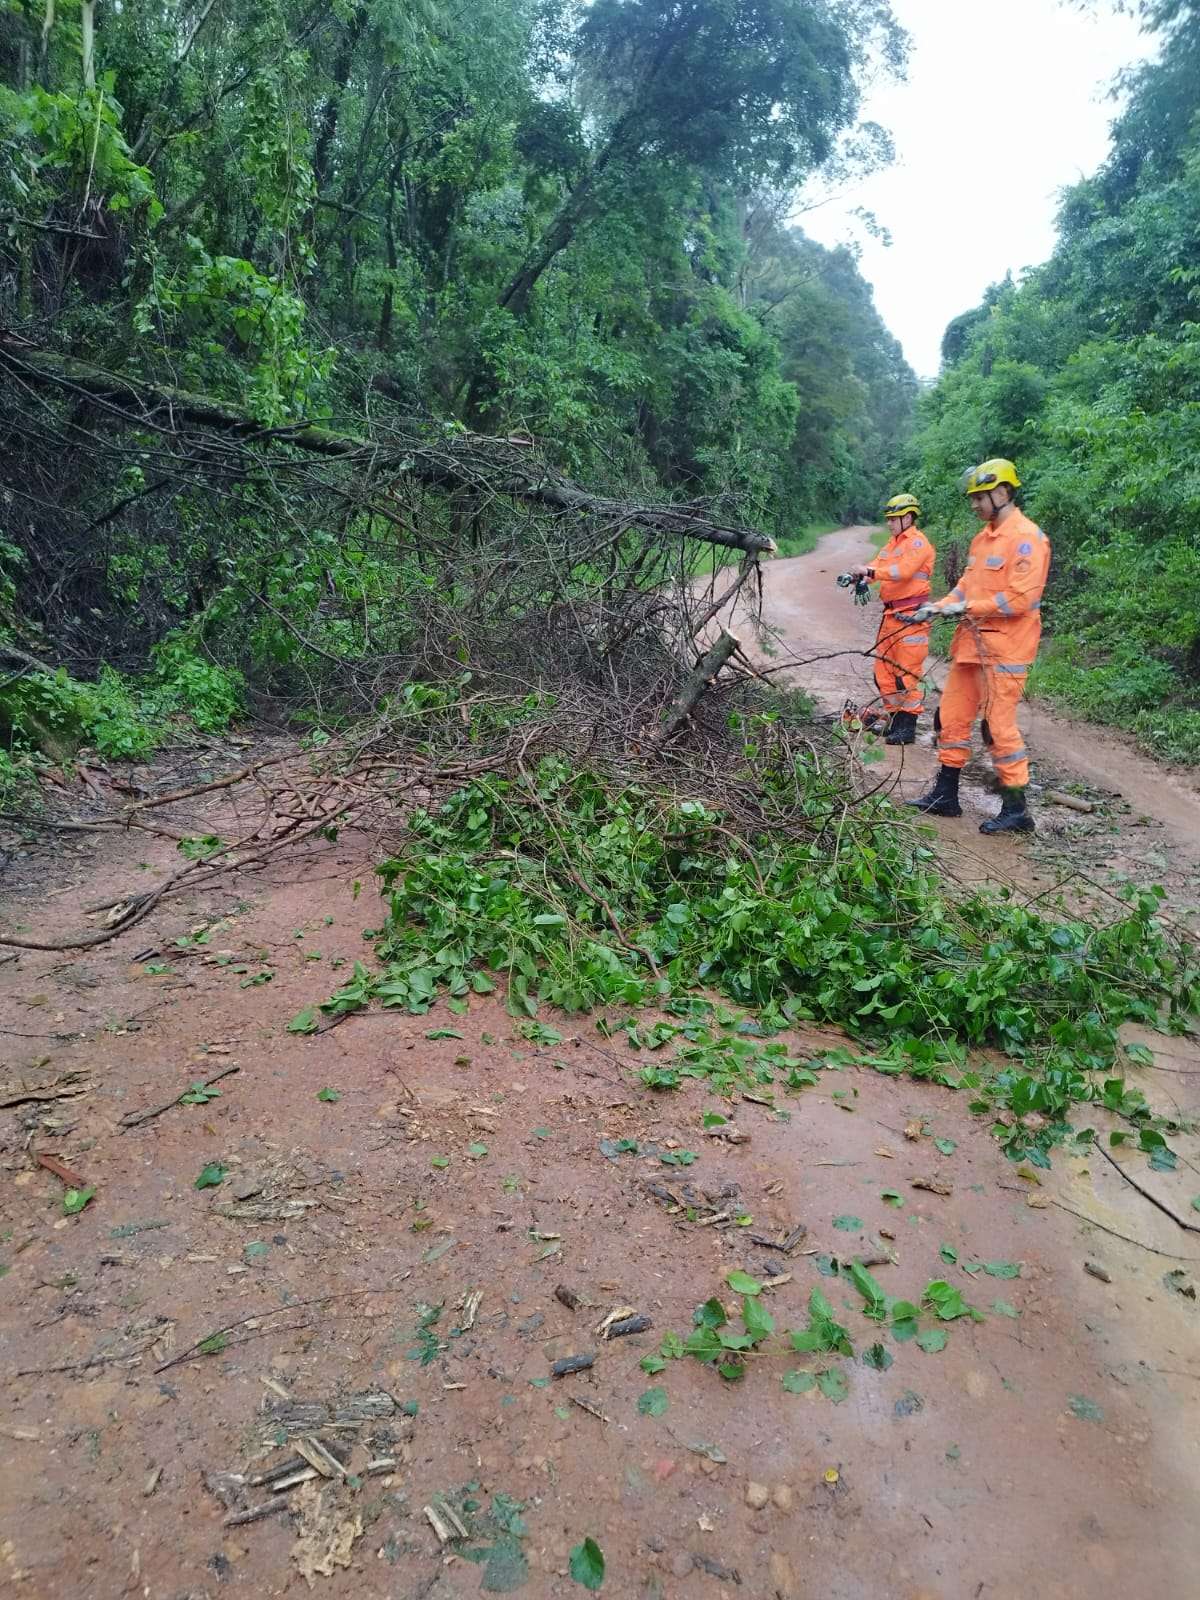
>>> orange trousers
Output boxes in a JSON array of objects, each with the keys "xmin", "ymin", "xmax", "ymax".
[
  {"xmin": 872, "ymin": 608, "xmax": 929, "ymax": 715},
  {"xmin": 937, "ymin": 662, "xmax": 1030, "ymax": 787}
]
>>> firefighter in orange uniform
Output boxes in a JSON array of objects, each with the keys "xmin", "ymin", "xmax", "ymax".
[
  {"xmin": 907, "ymin": 459, "xmax": 1050, "ymax": 834},
  {"xmin": 848, "ymin": 492, "xmax": 935, "ymax": 746}
]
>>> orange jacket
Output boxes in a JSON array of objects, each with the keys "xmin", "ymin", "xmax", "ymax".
[
  {"xmin": 936, "ymin": 507, "xmax": 1050, "ymax": 668},
  {"xmin": 868, "ymin": 526, "xmax": 935, "ymax": 610}
]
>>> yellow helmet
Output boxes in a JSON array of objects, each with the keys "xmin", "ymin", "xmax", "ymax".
[
  {"xmin": 883, "ymin": 492, "xmax": 920, "ymax": 519},
  {"xmin": 964, "ymin": 458, "xmax": 1021, "ymax": 495}
]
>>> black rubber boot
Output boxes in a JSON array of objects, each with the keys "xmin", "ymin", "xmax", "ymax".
[
  {"xmin": 885, "ymin": 711, "xmax": 917, "ymax": 746},
  {"xmin": 979, "ymin": 786, "xmax": 1035, "ymax": 835},
  {"xmin": 907, "ymin": 765, "xmax": 962, "ymax": 817}
]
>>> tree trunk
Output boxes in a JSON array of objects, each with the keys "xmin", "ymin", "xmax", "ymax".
[
  {"xmin": 496, "ymin": 112, "xmax": 635, "ymax": 317},
  {"xmin": 653, "ymin": 629, "xmax": 742, "ymax": 746},
  {"xmin": 80, "ymin": 0, "xmax": 95, "ymax": 88}
]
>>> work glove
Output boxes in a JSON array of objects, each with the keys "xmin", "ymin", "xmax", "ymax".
[{"xmin": 910, "ymin": 600, "xmax": 965, "ymax": 623}]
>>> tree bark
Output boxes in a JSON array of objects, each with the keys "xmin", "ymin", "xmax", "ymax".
[{"xmin": 653, "ymin": 629, "xmax": 742, "ymax": 745}]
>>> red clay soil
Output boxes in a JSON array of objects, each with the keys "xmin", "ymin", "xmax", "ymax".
[{"xmin": 4, "ymin": 551, "xmax": 1200, "ymax": 1600}]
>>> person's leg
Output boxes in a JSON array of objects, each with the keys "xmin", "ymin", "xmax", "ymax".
[
  {"xmin": 979, "ymin": 668, "xmax": 1035, "ymax": 834},
  {"xmin": 909, "ymin": 662, "xmax": 980, "ymax": 815},
  {"xmin": 882, "ymin": 615, "xmax": 930, "ymax": 744},
  {"xmin": 872, "ymin": 612, "xmax": 901, "ymax": 717}
]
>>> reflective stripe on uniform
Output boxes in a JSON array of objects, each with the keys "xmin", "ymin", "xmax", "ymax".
[
  {"xmin": 949, "ymin": 586, "xmax": 965, "ymax": 602},
  {"xmin": 903, "ymin": 635, "xmax": 926, "ymax": 645},
  {"xmin": 984, "ymin": 555, "xmax": 1004, "ymax": 569},
  {"xmin": 992, "ymin": 662, "xmax": 1029, "ymax": 674},
  {"xmin": 1031, "ymin": 599, "xmax": 1041, "ymax": 611},
  {"xmin": 889, "ymin": 564, "xmax": 901, "ymax": 579},
  {"xmin": 994, "ymin": 747, "xmax": 1028, "ymax": 764},
  {"xmin": 995, "ymin": 592, "xmax": 1013, "ymax": 616},
  {"xmin": 939, "ymin": 739, "xmax": 972, "ymax": 750}
]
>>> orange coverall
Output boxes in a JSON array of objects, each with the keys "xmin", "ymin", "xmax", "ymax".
[
  {"xmin": 866, "ymin": 526, "xmax": 935, "ymax": 716},
  {"xmin": 930, "ymin": 508, "xmax": 1050, "ymax": 788}
]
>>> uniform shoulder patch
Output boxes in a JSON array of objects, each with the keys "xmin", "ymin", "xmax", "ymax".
[{"xmin": 1017, "ymin": 541, "xmax": 1033, "ymax": 556}]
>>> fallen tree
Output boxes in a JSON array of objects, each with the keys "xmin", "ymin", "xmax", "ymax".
[{"xmin": 0, "ymin": 341, "xmax": 776, "ymax": 556}]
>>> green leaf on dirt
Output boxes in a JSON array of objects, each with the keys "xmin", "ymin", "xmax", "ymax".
[
  {"xmin": 1067, "ymin": 1394, "xmax": 1104, "ymax": 1423},
  {"xmin": 639, "ymin": 1354, "xmax": 667, "ymax": 1375},
  {"xmin": 239, "ymin": 970, "xmax": 273, "ymax": 988},
  {"xmin": 693, "ymin": 1297, "xmax": 728, "ymax": 1330},
  {"xmin": 179, "ymin": 1081, "xmax": 221, "ymax": 1104},
  {"xmin": 659, "ymin": 1149, "xmax": 697, "ymax": 1167},
  {"xmin": 832, "ymin": 1214, "xmax": 863, "ymax": 1232},
  {"xmin": 817, "ymin": 1368, "xmax": 849, "ymax": 1404},
  {"xmin": 725, "ymin": 1270, "xmax": 761, "ymax": 1296},
  {"xmin": 861, "ymin": 1342, "xmax": 893, "ymax": 1371},
  {"xmin": 287, "ymin": 1008, "xmax": 319, "ymax": 1034},
  {"xmin": 431, "ymin": 1156, "xmax": 450, "ymax": 1169},
  {"xmin": 686, "ymin": 1440, "xmax": 727, "ymax": 1462},
  {"xmin": 177, "ymin": 834, "xmax": 225, "ymax": 860},
  {"xmin": 316, "ymin": 1087, "xmax": 340, "ymax": 1103},
  {"xmin": 881, "ymin": 1189, "xmax": 904, "ymax": 1207},
  {"xmin": 599, "ymin": 1138, "xmax": 639, "ymax": 1160},
  {"xmin": 519, "ymin": 1021, "xmax": 563, "ymax": 1045},
  {"xmin": 934, "ymin": 1137, "xmax": 957, "ymax": 1155},
  {"xmin": 569, "ymin": 1537, "xmax": 605, "ymax": 1590},
  {"xmin": 637, "ymin": 1387, "xmax": 668, "ymax": 1417},
  {"xmin": 916, "ymin": 1327, "xmax": 949, "ymax": 1354},
  {"xmin": 426, "ymin": 1028, "xmax": 464, "ymax": 1040},
  {"xmin": 982, "ymin": 1261, "xmax": 1020, "ymax": 1279},
  {"xmin": 62, "ymin": 1186, "xmax": 96, "ymax": 1215},
  {"xmin": 741, "ymin": 1295, "xmax": 775, "ymax": 1343},
  {"xmin": 781, "ymin": 1370, "xmax": 816, "ymax": 1394},
  {"xmin": 992, "ymin": 1299, "xmax": 1019, "ymax": 1317},
  {"xmin": 847, "ymin": 1260, "xmax": 887, "ymax": 1319},
  {"xmin": 467, "ymin": 1143, "xmax": 489, "ymax": 1158},
  {"xmin": 923, "ymin": 1279, "xmax": 980, "ymax": 1321},
  {"xmin": 790, "ymin": 1287, "xmax": 853, "ymax": 1356},
  {"xmin": 702, "ymin": 1112, "xmax": 727, "ymax": 1128},
  {"xmin": 197, "ymin": 1332, "xmax": 228, "ymax": 1355},
  {"xmin": 244, "ymin": 1240, "xmax": 269, "ymax": 1261},
  {"xmin": 194, "ymin": 1162, "xmax": 227, "ymax": 1190},
  {"xmin": 660, "ymin": 1331, "xmax": 685, "ymax": 1360},
  {"xmin": 533, "ymin": 1127, "xmax": 551, "ymax": 1139},
  {"xmin": 939, "ymin": 1244, "xmax": 958, "ymax": 1265}
]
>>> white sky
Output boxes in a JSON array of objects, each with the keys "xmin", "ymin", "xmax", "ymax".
[{"xmin": 801, "ymin": 0, "xmax": 1156, "ymax": 379}]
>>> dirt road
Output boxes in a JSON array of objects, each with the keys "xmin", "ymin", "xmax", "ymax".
[
  {"xmin": 731, "ymin": 526, "xmax": 1200, "ymax": 881},
  {"xmin": 2, "ymin": 616, "xmax": 1200, "ymax": 1598}
]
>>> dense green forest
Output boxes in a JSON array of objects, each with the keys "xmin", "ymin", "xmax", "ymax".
[
  {"xmin": 904, "ymin": 0, "xmax": 1200, "ymax": 761},
  {"xmin": 0, "ymin": 0, "xmax": 914, "ymax": 773}
]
